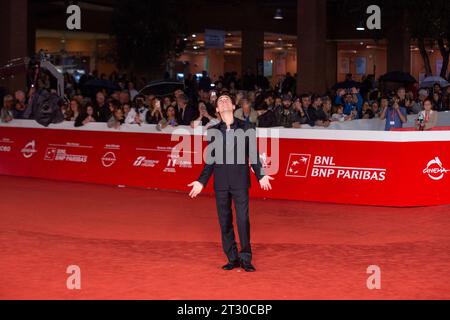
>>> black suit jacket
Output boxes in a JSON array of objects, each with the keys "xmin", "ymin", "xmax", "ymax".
[
  {"xmin": 197, "ymin": 118, "xmax": 265, "ymax": 191},
  {"xmin": 176, "ymin": 104, "xmax": 197, "ymax": 126}
]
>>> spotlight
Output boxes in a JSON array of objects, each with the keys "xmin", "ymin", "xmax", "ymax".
[{"xmin": 274, "ymin": 8, "xmax": 283, "ymax": 20}]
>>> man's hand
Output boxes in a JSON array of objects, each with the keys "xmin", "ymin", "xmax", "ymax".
[
  {"xmin": 259, "ymin": 176, "xmax": 274, "ymax": 191},
  {"xmin": 188, "ymin": 181, "xmax": 204, "ymax": 198}
]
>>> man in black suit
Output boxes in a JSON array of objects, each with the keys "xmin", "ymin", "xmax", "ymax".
[
  {"xmin": 188, "ymin": 93, "xmax": 274, "ymax": 272},
  {"xmin": 176, "ymin": 94, "xmax": 196, "ymax": 126}
]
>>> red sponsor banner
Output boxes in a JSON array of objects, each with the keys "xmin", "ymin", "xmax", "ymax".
[{"xmin": 0, "ymin": 126, "xmax": 449, "ymax": 207}]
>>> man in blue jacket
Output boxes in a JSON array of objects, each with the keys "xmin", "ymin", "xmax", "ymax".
[{"xmin": 335, "ymin": 87, "xmax": 363, "ymax": 119}]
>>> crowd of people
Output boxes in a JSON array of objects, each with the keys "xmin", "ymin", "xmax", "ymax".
[{"xmin": 1, "ymin": 70, "xmax": 450, "ymax": 131}]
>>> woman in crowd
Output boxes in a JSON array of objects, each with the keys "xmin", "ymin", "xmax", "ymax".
[
  {"xmin": 146, "ymin": 99, "xmax": 164, "ymax": 124},
  {"xmin": 191, "ymin": 101, "xmax": 217, "ymax": 128},
  {"xmin": 370, "ymin": 101, "xmax": 381, "ymax": 118},
  {"xmin": 158, "ymin": 105, "xmax": 178, "ymax": 129},
  {"xmin": 123, "ymin": 103, "xmax": 146, "ymax": 125},
  {"xmin": 107, "ymin": 101, "xmax": 125, "ymax": 129},
  {"xmin": 361, "ymin": 101, "xmax": 375, "ymax": 119},
  {"xmin": 416, "ymin": 98, "xmax": 438, "ymax": 131},
  {"xmin": 65, "ymin": 99, "xmax": 81, "ymax": 121},
  {"xmin": 74, "ymin": 102, "xmax": 98, "ymax": 127},
  {"xmin": 432, "ymin": 92, "xmax": 445, "ymax": 111},
  {"xmin": 1, "ymin": 95, "xmax": 14, "ymax": 123}
]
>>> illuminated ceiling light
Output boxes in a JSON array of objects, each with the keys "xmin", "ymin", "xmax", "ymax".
[
  {"xmin": 192, "ymin": 34, "xmax": 197, "ymax": 38},
  {"xmin": 356, "ymin": 21, "xmax": 365, "ymax": 31},
  {"xmin": 193, "ymin": 46, "xmax": 199, "ymax": 50},
  {"xmin": 274, "ymin": 8, "xmax": 283, "ymax": 20}
]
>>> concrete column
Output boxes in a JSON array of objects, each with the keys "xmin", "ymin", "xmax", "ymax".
[
  {"xmin": 0, "ymin": 0, "xmax": 28, "ymax": 93},
  {"xmin": 325, "ymin": 41, "xmax": 337, "ymax": 91},
  {"xmin": 241, "ymin": 28, "xmax": 264, "ymax": 77},
  {"xmin": 240, "ymin": 0, "xmax": 264, "ymax": 77},
  {"xmin": 207, "ymin": 48, "xmax": 224, "ymax": 82},
  {"xmin": 296, "ymin": 0, "xmax": 327, "ymax": 94},
  {"xmin": 387, "ymin": 13, "xmax": 411, "ymax": 73}
]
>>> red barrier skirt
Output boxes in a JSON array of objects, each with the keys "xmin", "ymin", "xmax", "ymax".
[{"xmin": 1, "ymin": 121, "xmax": 450, "ymax": 207}]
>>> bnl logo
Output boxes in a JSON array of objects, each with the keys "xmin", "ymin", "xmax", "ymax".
[{"xmin": 286, "ymin": 154, "xmax": 311, "ymax": 178}]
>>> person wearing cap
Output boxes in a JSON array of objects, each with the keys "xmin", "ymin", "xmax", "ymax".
[
  {"xmin": 411, "ymin": 89, "xmax": 429, "ymax": 114},
  {"xmin": 188, "ymin": 93, "xmax": 274, "ymax": 272},
  {"xmin": 275, "ymin": 95, "xmax": 298, "ymax": 128}
]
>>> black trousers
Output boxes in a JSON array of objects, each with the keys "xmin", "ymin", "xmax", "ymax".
[{"xmin": 214, "ymin": 188, "xmax": 251, "ymax": 264}]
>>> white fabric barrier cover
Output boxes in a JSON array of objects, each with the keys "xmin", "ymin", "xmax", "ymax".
[{"xmin": 301, "ymin": 111, "xmax": 450, "ymax": 131}]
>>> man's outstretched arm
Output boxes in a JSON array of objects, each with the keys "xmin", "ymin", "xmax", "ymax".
[
  {"xmin": 189, "ymin": 131, "xmax": 215, "ymax": 198},
  {"xmin": 188, "ymin": 163, "xmax": 213, "ymax": 198},
  {"xmin": 249, "ymin": 124, "xmax": 274, "ymax": 191}
]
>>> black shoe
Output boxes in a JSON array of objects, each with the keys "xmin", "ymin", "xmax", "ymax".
[
  {"xmin": 222, "ymin": 260, "xmax": 240, "ymax": 271},
  {"xmin": 240, "ymin": 261, "xmax": 256, "ymax": 272}
]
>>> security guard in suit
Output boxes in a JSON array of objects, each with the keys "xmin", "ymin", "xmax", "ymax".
[{"xmin": 189, "ymin": 93, "xmax": 274, "ymax": 272}]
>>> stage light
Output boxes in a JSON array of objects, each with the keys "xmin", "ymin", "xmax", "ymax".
[
  {"xmin": 356, "ymin": 21, "xmax": 365, "ymax": 31},
  {"xmin": 274, "ymin": 8, "xmax": 283, "ymax": 20}
]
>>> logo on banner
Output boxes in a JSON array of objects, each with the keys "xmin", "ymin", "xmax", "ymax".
[
  {"xmin": 286, "ymin": 154, "xmax": 311, "ymax": 178},
  {"xmin": 285, "ymin": 154, "xmax": 386, "ymax": 181},
  {"xmin": 423, "ymin": 157, "xmax": 449, "ymax": 181},
  {"xmin": 44, "ymin": 147, "xmax": 88, "ymax": 163},
  {"xmin": 44, "ymin": 147, "xmax": 57, "ymax": 160},
  {"xmin": 259, "ymin": 152, "xmax": 272, "ymax": 169},
  {"xmin": 0, "ymin": 145, "xmax": 11, "ymax": 152},
  {"xmin": 163, "ymin": 155, "xmax": 192, "ymax": 173},
  {"xmin": 101, "ymin": 152, "xmax": 116, "ymax": 167},
  {"xmin": 133, "ymin": 156, "xmax": 159, "ymax": 168},
  {"xmin": 21, "ymin": 141, "xmax": 37, "ymax": 158}
]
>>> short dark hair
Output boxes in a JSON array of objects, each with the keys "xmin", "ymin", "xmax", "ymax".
[
  {"xmin": 178, "ymin": 94, "xmax": 189, "ymax": 103},
  {"xmin": 423, "ymin": 98, "xmax": 433, "ymax": 105},
  {"xmin": 299, "ymin": 93, "xmax": 310, "ymax": 100}
]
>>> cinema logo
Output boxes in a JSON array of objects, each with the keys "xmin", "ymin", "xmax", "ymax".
[
  {"xmin": 44, "ymin": 147, "xmax": 88, "ymax": 163},
  {"xmin": 21, "ymin": 140, "xmax": 37, "ymax": 158},
  {"xmin": 286, "ymin": 154, "xmax": 386, "ymax": 181},
  {"xmin": 423, "ymin": 157, "xmax": 449, "ymax": 181}
]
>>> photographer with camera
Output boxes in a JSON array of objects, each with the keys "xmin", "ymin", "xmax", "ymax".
[
  {"xmin": 380, "ymin": 95, "xmax": 408, "ymax": 131},
  {"xmin": 416, "ymin": 98, "xmax": 438, "ymax": 131},
  {"xmin": 125, "ymin": 95, "xmax": 148, "ymax": 125}
]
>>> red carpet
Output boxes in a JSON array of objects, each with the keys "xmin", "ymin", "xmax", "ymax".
[{"xmin": 0, "ymin": 175, "xmax": 449, "ymax": 300}]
